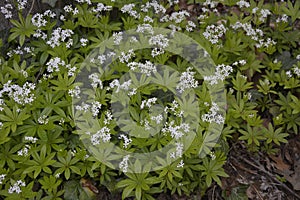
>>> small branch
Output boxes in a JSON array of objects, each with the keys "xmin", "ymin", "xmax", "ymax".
[
  {"xmin": 241, "ymin": 157, "xmax": 300, "ymax": 200},
  {"xmin": 28, "ymin": 0, "xmax": 35, "ymax": 15}
]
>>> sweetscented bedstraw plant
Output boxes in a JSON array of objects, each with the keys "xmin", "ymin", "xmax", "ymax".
[{"xmin": 0, "ymin": 0, "xmax": 299, "ymax": 199}]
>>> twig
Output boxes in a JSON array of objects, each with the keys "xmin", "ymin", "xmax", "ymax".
[
  {"xmin": 229, "ymin": 159, "xmax": 263, "ymax": 200},
  {"xmin": 241, "ymin": 157, "xmax": 300, "ymax": 199},
  {"xmin": 28, "ymin": 0, "xmax": 35, "ymax": 15}
]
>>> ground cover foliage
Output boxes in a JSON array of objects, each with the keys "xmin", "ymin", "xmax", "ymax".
[{"xmin": 0, "ymin": 0, "xmax": 300, "ymax": 199}]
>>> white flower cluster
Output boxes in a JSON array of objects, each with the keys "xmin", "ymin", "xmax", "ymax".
[
  {"xmin": 46, "ymin": 57, "xmax": 75, "ymax": 76},
  {"xmin": 119, "ymin": 155, "xmax": 130, "ymax": 172},
  {"xmin": 141, "ymin": 97, "xmax": 157, "ymax": 109},
  {"xmin": 176, "ymin": 67, "xmax": 198, "ymax": 93},
  {"xmin": 0, "ymin": 121, "xmax": 3, "ymax": 129},
  {"xmin": 203, "ymin": 0, "xmax": 218, "ymax": 8},
  {"xmin": 168, "ymin": 0, "xmax": 179, "ymax": 6},
  {"xmin": 118, "ymin": 134, "xmax": 132, "ymax": 148},
  {"xmin": 80, "ymin": 38, "xmax": 88, "ymax": 47},
  {"xmin": 104, "ymin": 111, "xmax": 113, "ymax": 125},
  {"xmin": 0, "ymin": 174, "xmax": 6, "ymax": 184},
  {"xmin": 177, "ymin": 159, "xmax": 184, "ymax": 168},
  {"xmin": 161, "ymin": 11, "xmax": 190, "ymax": 23},
  {"xmin": 149, "ymin": 34, "xmax": 169, "ymax": 56},
  {"xmin": 75, "ymin": 101, "xmax": 102, "ymax": 117},
  {"xmin": 231, "ymin": 22, "xmax": 263, "ymax": 41},
  {"xmin": 112, "ymin": 32, "xmax": 123, "ymax": 45},
  {"xmin": 0, "ymin": 4, "xmax": 13, "ymax": 19},
  {"xmin": 162, "ymin": 121, "xmax": 190, "ymax": 140},
  {"xmin": 236, "ymin": 0, "xmax": 250, "ymax": 8},
  {"xmin": 151, "ymin": 114, "xmax": 163, "ymax": 124},
  {"xmin": 170, "ymin": 142, "xmax": 184, "ymax": 158},
  {"xmin": 121, "ymin": 4, "xmax": 140, "ymax": 19},
  {"xmin": 63, "ymin": 5, "xmax": 79, "ymax": 15},
  {"xmin": 75, "ymin": 0, "xmax": 92, "ymax": 4},
  {"xmin": 47, "ymin": 28, "xmax": 74, "ymax": 48},
  {"xmin": 255, "ymin": 37, "xmax": 276, "ymax": 49},
  {"xmin": 108, "ymin": 79, "xmax": 131, "ymax": 93},
  {"xmin": 119, "ymin": 49, "xmax": 135, "ymax": 63},
  {"xmin": 0, "ymin": 81, "xmax": 35, "ymax": 106},
  {"xmin": 204, "ymin": 64, "xmax": 233, "ymax": 85},
  {"xmin": 143, "ymin": 15, "xmax": 153, "ymax": 23},
  {"xmin": 17, "ymin": 0, "xmax": 27, "ymax": 10},
  {"xmin": 92, "ymin": 3, "xmax": 112, "ymax": 13},
  {"xmin": 289, "ymin": 66, "xmax": 300, "ymax": 77},
  {"xmin": 68, "ymin": 86, "xmax": 81, "ymax": 98},
  {"xmin": 276, "ymin": 14, "xmax": 288, "ymax": 23},
  {"xmin": 203, "ymin": 24, "xmax": 227, "ymax": 44},
  {"xmin": 90, "ymin": 127, "xmax": 111, "ymax": 145},
  {"xmin": 8, "ymin": 180, "xmax": 26, "ymax": 194},
  {"xmin": 136, "ymin": 23, "xmax": 154, "ymax": 34},
  {"xmin": 141, "ymin": 0, "xmax": 166, "ymax": 14},
  {"xmin": 91, "ymin": 101, "xmax": 102, "ymax": 117},
  {"xmin": 32, "ymin": 10, "xmax": 56, "ymax": 28},
  {"xmin": 259, "ymin": 9, "xmax": 271, "ymax": 22},
  {"xmin": 164, "ymin": 100, "xmax": 184, "ymax": 117},
  {"xmin": 38, "ymin": 115, "xmax": 49, "ymax": 124},
  {"xmin": 128, "ymin": 61, "xmax": 157, "ymax": 76},
  {"xmin": 7, "ymin": 46, "xmax": 34, "ymax": 57},
  {"xmin": 233, "ymin": 60, "xmax": 247, "ymax": 66},
  {"xmin": 91, "ymin": 52, "xmax": 116, "ymax": 65},
  {"xmin": 89, "ymin": 73, "xmax": 103, "ymax": 89},
  {"xmin": 24, "ymin": 136, "xmax": 38, "ymax": 143},
  {"xmin": 17, "ymin": 145, "xmax": 30, "ymax": 156},
  {"xmin": 201, "ymin": 102, "xmax": 224, "ymax": 124},
  {"xmin": 186, "ymin": 21, "xmax": 196, "ymax": 32},
  {"xmin": 33, "ymin": 29, "xmax": 47, "ymax": 40}
]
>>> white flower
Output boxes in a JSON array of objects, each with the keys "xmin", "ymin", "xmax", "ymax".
[
  {"xmin": 121, "ymin": 4, "xmax": 140, "ymax": 19},
  {"xmin": 141, "ymin": 97, "xmax": 157, "ymax": 109},
  {"xmin": 8, "ymin": 180, "xmax": 26, "ymax": 194},
  {"xmin": 151, "ymin": 114, "xmax": 163, "ymax": 124},
  {"xmin": 24, "ymin": 136, "xmax": 38, "ymax": 143},
  {"xmin": 32, "ymin": 14, "xmax": 46, "ymax": 27},
  {"xmin": 176, "ymin": 67, "xmax": 198, "ymax": 93},
  {"xmin": 136, "ymin": 23, "xmax": 154, "ymax": 34},
  {"xmin": 91, "ymin": 127, "xmax": 111, "ymax": 145},
  {"xmin": 177, "ymin": 159, "xmax": 184, "ymax": 168},
  {"xmin": 201, "ymin": 102, "xmax": 224, "ymax": 124},
  {"xmin": 47, "ymin": 28, "xmax": 74, "ymax": 48},
  {"xmin": 203, "ymin": 24, "xmax": 226, "ymax": 44},
  {"xmin": 119, "ymin": 155, "xmax": 130, "ymax": 172},
  {"xmin": 46, "ymin": 57, "xmax": 65, "ymax": 73},
  {"xmin": 1, "ymin": 4, "xmax": 13, "ymax": 19},
  {"xmin": 89, "ymin": 73, "xmax": 103, "ymax": 89},
  {"xmin": 91, "ymin": 101, "xmax": 102, "ymax": 117},
  {"xmin": 128, "ymin": 61, "xmax": 157, "ymax": 76},
  {"xmin": 1, "ymin": 81, "xmax": 35, "ymax": 105},
  {"xmin": 204, "ymin": 64, "xmax": 233, "ymax": 85},
  {"xmin": 92, "ymin": 3, "xmax": 112, "ymax": 13},
  {"xmin": 236, "ymin": 0, "xmax": 250, "ymax": 8},
  {"xmin": 118, "ymin": 134, "xmax": 132, "ymax": 148},
  {"xmin": 0, "ymin": 174, "xmax": 6, "ymax": 184},
  {"xmin": 80, "ymin": 38, "xmax": 88, "ymax": 46},
  {"xmin": 108, "ymin": 79, "xmax": 131, "ymax": 93},
  {"xmin": 112, "ymin": 32, "xmax": 123, "ymax": 45},
  {"xmin": 149, "ymin": 34, "xmax": 169, "ymax": 48},
  {"xmin": 162, "ymin": 121, "xmax": 190, "ymax": 140},
  {"xmin": 68, "ymin": 86, "xmax": 81, "ymax": 98},
  {"xmin": 38, "ymin": 115, "xmax": 49, "ymax": 125},
  {"xmin": 143, "ymin": 15, "xmax": 154, "ymax": 23},
  {"xmin": 119, "ymin": 49, "xmax": 135, "ymax": 63}
]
